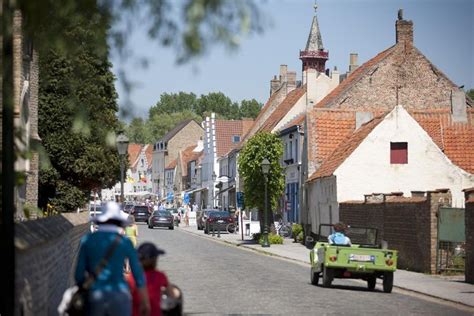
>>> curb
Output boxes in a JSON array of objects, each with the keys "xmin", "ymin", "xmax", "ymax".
[{"xmin": 178, "ymin": 227, "xmax": 474, "ymax": 310}]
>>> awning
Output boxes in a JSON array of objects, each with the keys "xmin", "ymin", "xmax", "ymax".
[
  {"xmin": 184, "ymin": 187, "xmax": 208, "ymax": 194},
  {"xmin": 216, "ymin": 185, "xmax": 236, "ymax": 195}
]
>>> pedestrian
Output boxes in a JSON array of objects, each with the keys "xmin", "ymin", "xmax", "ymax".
[
  {"xmin": 126, "ymin": 215, "xmax": 139, "ymax": 248},
  {"xmin": 74, "ymin": 201, "xmax": 150, "ymax": 316},
  {"xmin": 127, "ymin": 242, "xmax": 170, "ymax": 316},
  {"xmin": 328, "ymin": 222, "xmax": 352, "ymax": 246},
  {"xmin": 184, "ymin": 205, "xmax": 190, "ymax": 227}
]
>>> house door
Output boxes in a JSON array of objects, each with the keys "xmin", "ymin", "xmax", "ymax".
[{"xmin": 437, "ymin": 207, "xmax": 465, "ymax": 273}]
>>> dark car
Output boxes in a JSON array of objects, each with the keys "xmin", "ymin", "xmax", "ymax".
[
  {"xmin": 132, "ymin": 205, "xmax": 151, "ymax": 223},
  {"xmin": 148, "ymin": 210, "xmax": 174, "ymax": 230},
  {"xmin": 204, "ymin": 211, "xmax": 234, "ymax": 234},
  {"xmin": 196, "ymin": 209, "xmax": 219, "ymax": 230}
]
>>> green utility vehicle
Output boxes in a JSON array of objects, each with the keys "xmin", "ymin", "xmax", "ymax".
[{"xmin": 309, "ymin": 224, "xmax": 398, "ymax": 293}]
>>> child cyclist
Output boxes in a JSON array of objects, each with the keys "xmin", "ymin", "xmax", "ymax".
[{"xmin": 127, "ymin": 242, "xmax": 169, "ymax": 316}]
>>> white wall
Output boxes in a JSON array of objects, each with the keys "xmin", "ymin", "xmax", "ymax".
[
  {"xmin": 307, "ymin": 176, "xmax": 338, "ymax": 234},
  {"xmin": 335, "ymin": 105, "xmax": 473, "ymax": 207},
  {"xmin": 273, "ymin": 95, "xmax": 306, "ymax": 132}
]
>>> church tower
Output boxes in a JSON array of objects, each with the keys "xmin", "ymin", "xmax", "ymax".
[{"xmin": 299, "ymin": 3, "xmax": 328, "ymax": 74}]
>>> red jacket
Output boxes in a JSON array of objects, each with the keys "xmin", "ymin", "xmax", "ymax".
[{"xmin": 128, "ymin": 269, "xmax": 169, "ymax": 316}]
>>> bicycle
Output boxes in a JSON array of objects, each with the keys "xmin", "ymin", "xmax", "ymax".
[{"xmin": 275, "ymin": 220, "xmax": 292, "ymax": 238}]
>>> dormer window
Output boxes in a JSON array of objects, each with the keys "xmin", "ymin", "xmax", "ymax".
[{"xmin": 232, "ymin": 135, "xmax": 241, "ymax": 143}]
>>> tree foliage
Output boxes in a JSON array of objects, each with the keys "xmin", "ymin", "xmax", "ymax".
[
  {"xmin": 38, "ymin": 5, "xmax": 121, "ymax": 212},
  {"xmin": 238, "ymin": 132, "xmax": 285, "ymax": 225},
  {"xmin": 126, "ymin": 92, "xmax": 262, "ymax": 144},
  {"xmin": 467, "ymin": 89, "xmax": 474, "ymax": 100}
]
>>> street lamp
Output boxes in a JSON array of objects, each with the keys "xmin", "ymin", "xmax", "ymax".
[
  {"xmin": 116, "ymin": 131, "xmax": 129, "ymax": 210},
  {"xmin": 212, "ymin": 171, "xmax": 217, "ymax": 208},
  {"xmin": 261, "ymin": 158, "xmax": 271, "ymax": 248}
]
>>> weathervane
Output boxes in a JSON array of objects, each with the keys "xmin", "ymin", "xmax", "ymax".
[{"xmin": 314, "ymin": 0, "xmax": 318, "ymax": 13}]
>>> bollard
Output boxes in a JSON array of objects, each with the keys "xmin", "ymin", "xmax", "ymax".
[
  {"xmin": 212, "ymin": 223, "xmax": 215, "ymax": 236},
  {"xmin": 217, "ymin": 224, "xmax": 221, "ymax": 238}
]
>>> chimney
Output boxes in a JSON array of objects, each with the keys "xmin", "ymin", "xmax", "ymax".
[
  {"xmin": 349, "ymin": 53, "xmax": 359, "ymax": 73},
  {"xmin": 451, "ymin": 89, "xmax": 467, "ymax": 122},
  {"xmin": 395, "ymin": 9, "xmax": 413, "ymax": 46},
  {"xmin": 287, "ymin": 71, "xmax": 297, "ymax": 93},
  {"xmin": 270, "ymin": 75, "xmax": 280, "ymax": 96},
  {"xmin": 279, "ymin": 64, "xmax": 288, "ymax": 83},
  {"xmin": 306, "ymin": 68, "xmax": 318, "ymax": 107}
]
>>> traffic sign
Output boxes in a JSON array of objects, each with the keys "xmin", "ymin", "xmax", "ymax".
[{"xmin": 236, "ymin": 192, "xmax": 244, "ymax": 209}]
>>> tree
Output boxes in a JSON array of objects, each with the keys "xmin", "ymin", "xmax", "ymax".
[
  {"xmin": 149, "ymin": 92, "xmax": 197, "ymax": 117},
  {"xmin": 467, "ymin": 89, "xmax": 474, "ymax": 100},
  {"xmin": 38, "ymin": 7, "xmax": 121, "ymax": 212},
  {"xmin": 195, "ymin": 92, "xmax": 238, "ymax": 119},
  {"xmin": 238, "ymin": 132, "xmax": 285, "ymax": 230},
  {"xmin": 240, "ymin": 99, "xmax": 262, "ymax": 119},
  {"xmin": 126, "ymin": 117, "xmax": 152, "ymax": 144}
]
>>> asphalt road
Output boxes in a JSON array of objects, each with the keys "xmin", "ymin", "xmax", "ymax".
[{"xmin": 137, "ymin": 224, "xmax": 471, "ymax": 315}]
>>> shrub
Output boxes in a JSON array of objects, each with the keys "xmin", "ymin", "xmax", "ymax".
[
  {"xmin": 253, "ymin": 232, "xmax": 284, "ymax": 245},
  {"xmin": 292, "ymin": 224, "xmax": 303, "ymax": 242},
  {"xmin": 297, "ymin": 231, "xmax": 304, "ymax": 243}
]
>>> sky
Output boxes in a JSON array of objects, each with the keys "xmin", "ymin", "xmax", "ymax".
[{"xmin": 111, "ymin": 0, "xmax": 474, "ymax": 119}]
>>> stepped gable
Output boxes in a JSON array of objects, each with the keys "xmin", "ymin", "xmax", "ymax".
[
  {"xmin": 258, "ymin": 86, "xmax": 306, "ymax": 132},
  {"xmin": 308, "ymin": 115, "xmax": 385, "ymax": 181},
  {"xmin": 128, "ymin": 144, "xmax": 142, "ymax": 167}
]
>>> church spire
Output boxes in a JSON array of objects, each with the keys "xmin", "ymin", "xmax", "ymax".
[{"xmin": 300, "ymin": 2, "xmax": 328, "ymax": 73}]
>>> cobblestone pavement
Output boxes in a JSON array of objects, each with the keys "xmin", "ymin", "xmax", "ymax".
[{"xmin": 138, "ymin": 224, "xmax": 473, "ymax": 315}]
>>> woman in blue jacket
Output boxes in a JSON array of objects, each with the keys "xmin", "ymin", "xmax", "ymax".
[{"xmin": 75, "ymin": 202, "xmax": 150, "ymax": 316}]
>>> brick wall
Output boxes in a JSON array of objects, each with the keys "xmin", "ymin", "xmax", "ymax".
[
  {"xmin": 15, "ymin": 212, "xmax": 89, "ymax": 315},
  {"xmin": 330, "ymin": 44, "xmax": 458, "ymax": 111},
  {"xmin": 465, "ymin": 188, "xmax": 474, "ymax": 284},
  {"xmin": 340, "ymin": 190, "xmax": 451, "ymax": 273}
]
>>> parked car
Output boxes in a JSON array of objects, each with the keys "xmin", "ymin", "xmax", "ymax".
[
  {"xmin": 167, "ymin": 208, "xmax": 181, "ymax": 224},
  {"xmin": 131, "ymin": 205, "xmax": 151, "ymax": 223},
  {"xmin": 148, "ymin": 210, "xmax": 174, "ymax": 230},
  {"xmin": 196, "ymin": 209, "xmax": 219, "ymax": 230},
  {"xmin": 204, "ymin": 211, "xmax": 234, "ymax": 234}
]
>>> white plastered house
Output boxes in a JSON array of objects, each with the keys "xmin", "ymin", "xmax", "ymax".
[{"xmin": 306, "ymin": 105, "xmax": 474, "ymax": 233}]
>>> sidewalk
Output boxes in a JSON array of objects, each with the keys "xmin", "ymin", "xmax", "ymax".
[{"xmin": 179, "ymin": 224, "xmax": 474, "ymax": 308}]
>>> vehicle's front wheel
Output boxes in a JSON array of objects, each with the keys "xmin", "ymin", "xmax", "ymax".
[
  {"xmin": 204, "ymin": 226, "xmax": 208, "ymax": 234},
  {"xmin": 148, "ymin": 224, "xmax": 153, "ymax": 229},
  {"xmin": 322, "ymin": 265, "xmax": 333, "ymax": 287},
  {"xmin": 169, "ymin": 226, "xmax": 174, "ymax": 230},
  {"xmin": 367, "ymin": 276, "xmax": 376, "ymax": 290},
  {"xmin": 310, "ymin": 266, "xmax": 319, "ymax": 286},
  {"xmin": 383, "ymin": 272, "xmax": 393, "ymax": 293}
]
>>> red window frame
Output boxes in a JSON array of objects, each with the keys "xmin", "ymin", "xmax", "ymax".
[{"xmin": 390, "ymin": 142, "xmax": 408, "ymax": 164}]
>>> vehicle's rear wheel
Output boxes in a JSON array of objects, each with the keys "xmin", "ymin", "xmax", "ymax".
[
  {"xmin": 169, "ymin": 226, "xmax": 174, "ymax": 230},
  {"xmin": 383, "ymin": 272, "xmax": 393, "ymax": 293},
  {"xmin": 227, "ymin": 223, "xmax": 236, "ymax": 234},
  {"xmin": 367, "ymin": 276, "xmax": 376, "ymax": 290},
  {"xmin": 204, "ymin": 227, "xmax": 208, "ymax": 234},
  {"xmin": 322, "ymin": 265, "xmax": 333, "ymax": 287},
  {"xmin": 148, "ymin": 225, "xmax": 153, "ymax": 229},
  {"xmin": 278, "ymin": 225, "xmax": 292, "ymax": 238},
  {"xmin": 310, "ymin": 266, "xmax": 319, "ymax": 286}
]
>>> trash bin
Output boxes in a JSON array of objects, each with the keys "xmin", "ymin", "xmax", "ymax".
[{"xmin": 245, "ymin": 223, "xmax": 250, "ymax": 236}]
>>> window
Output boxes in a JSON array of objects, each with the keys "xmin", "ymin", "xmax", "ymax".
[
  {"xmin": 232, "ymin": 135, "xmax": 240, "ymax": 143},
  {"xmin": 295, "ymin": 138, "xmax": 298, "ymax": 162},
  {"xmin": 390, "ymin": 142, "xmax": 408, "ymax": 164}
]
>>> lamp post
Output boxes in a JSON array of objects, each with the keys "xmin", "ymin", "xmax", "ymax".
[
  {"xmin": 116, "ymin": 131, "xmax": 129, "ymax": 210},
  {"xmin": 212, "ymin": 171, "xmax": 217, "ymax": 208},
  {"xmin": 261, "ymin": 158, "xmax": 271, "ymax": 248}
]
